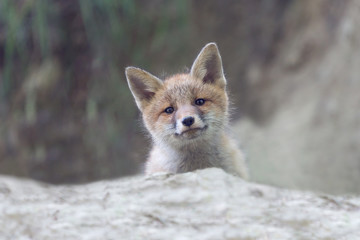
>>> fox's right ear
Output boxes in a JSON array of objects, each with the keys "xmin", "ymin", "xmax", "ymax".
[{"xmin": 125, "ymin": 67, "xmax": 163, "ymax": 111}]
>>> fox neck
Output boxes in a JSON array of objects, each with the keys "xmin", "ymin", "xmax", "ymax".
[{"xmin": 155, "ymin": 131, "xmax": 227, "ymax": 173}]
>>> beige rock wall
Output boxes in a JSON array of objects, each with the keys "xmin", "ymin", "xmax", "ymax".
[{"xmin": 234, "ymin": 1, "xmax": 360, "ymax": 194}]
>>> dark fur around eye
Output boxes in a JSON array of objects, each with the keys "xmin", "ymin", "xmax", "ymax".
[
  {"xmin": 164, "ymin": 107, "xmax": 174, "ymax": 114},
  {"xmin": 195, "ymin": 98, "xmax": 205, "ymax": 106}
]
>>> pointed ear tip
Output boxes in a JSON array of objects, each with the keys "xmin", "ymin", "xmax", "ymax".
[
  {"xmin": 206, "ymin": 42, "xmax": 217, "ymax": 46},
  {"xmin": 125, "ymin": 67, "xmax": 145, "ymax": 80},
  {"xmin": 125, "ymin": 66, "xmax": 136, "ymax": 74},
  {"xmin": 201, "ymin": 43, "xmax": 220, "ymax": 56},
  {"xmin": 204, "ymin": 42, "xmax": 218, "ymax": 49}
]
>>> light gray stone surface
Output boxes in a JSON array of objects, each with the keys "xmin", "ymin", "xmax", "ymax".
[{"xmin": 1, "ymin": 168, "xmax": 360, "ymax": 240}]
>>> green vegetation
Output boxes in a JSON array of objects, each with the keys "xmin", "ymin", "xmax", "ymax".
[{"xmin": 0, "ymin": 0, "xmax": 190, "ymax": 183}]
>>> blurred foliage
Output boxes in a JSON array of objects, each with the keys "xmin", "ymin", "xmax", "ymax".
[{"xmin": 0, "ymin": 0, "xmax": 190, "ymax": 183}]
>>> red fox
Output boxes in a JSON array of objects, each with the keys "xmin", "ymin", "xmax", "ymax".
[{"xmin": 125, "ymin": 43, "xmax": 248, "ymax": 179}]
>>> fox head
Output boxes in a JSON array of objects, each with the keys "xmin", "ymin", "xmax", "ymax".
[{"xmin": 125, "ymin": 43, "xmax": 229, "ymax": 148}]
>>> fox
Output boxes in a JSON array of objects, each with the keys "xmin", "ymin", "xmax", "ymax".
[{"xmin": 125, "ymin": 43, "xmax": 248, "ymax": 179}]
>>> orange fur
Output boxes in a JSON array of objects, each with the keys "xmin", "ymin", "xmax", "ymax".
[{"xmin": 126, "ymin": 43, "xmax": 248, "ymax": 179}]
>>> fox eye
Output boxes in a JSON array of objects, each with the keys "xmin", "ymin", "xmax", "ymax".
[
  {"xmin": 195, "ymin": 98, "xmax": 205, "ymax": 106},
  {"xmin": 164, "ymin": 107, "xmax": 174, "ymax": 114}
]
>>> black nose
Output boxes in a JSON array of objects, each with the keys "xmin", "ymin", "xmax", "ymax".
[{"xmin": 182, "ymin": 116, "xmax": 194, "ymax": 127}]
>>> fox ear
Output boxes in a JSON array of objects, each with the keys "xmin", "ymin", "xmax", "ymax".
[
  {"xmin": 190, "ymin": 43, "xmax": 226, "ymax": 88},
  {"xmin": 125, "ymin": 67, "xmax": 163, "ymax": 111}
]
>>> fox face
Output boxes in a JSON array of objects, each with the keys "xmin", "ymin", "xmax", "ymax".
[{"xmin": 126, "ymin": 43, "xmax": 229, "ymax": 148}]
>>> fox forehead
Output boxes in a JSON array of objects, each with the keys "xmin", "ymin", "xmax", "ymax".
[{"xmin": 154, "ymin": 73, "xmax": 226, "ymax": 105}]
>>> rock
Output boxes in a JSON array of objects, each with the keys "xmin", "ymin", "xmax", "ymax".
[
  {"xmin": 0, "ymin": 168, "xmax": 359, "ymax": 240},
  {"xmin": 234, "ymin": 1, "xmax": 360, "ymax": 194}
]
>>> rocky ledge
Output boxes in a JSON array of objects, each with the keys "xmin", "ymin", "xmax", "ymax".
[{"xmin": 1, "ymin": 168, "xmax": 360, "ymax": 240}]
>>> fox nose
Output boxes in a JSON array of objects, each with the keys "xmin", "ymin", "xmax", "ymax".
[{"xmin": 182, "ymin": 116, "xmax": 194, "ymax": 127}]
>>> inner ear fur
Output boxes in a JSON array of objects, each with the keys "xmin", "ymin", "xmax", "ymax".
[
  {"xmin": 125, "ymin": 67, "xmax": 163, "ymax": 111},
  {"xmin": 190, "ymin": 42, "xmax": 226, "ymax": 88}
]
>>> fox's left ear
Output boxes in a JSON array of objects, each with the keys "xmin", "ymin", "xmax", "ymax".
[{"xmin": 190, "ymin": 42, "xmax": 226, "ymax": 88}]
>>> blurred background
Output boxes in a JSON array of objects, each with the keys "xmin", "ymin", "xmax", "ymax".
[{"xmin": 0, "ymin": 0, "xmax": 359, "ymax": 194}]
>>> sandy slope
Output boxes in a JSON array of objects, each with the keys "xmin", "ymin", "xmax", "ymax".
[
  {"xmin": 233, "ymin": 1, "xmax": 360, "ymax": 194},
  {"xmin": 1, "ymin": 168, "xmax": 360, "ymax": 240}
]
